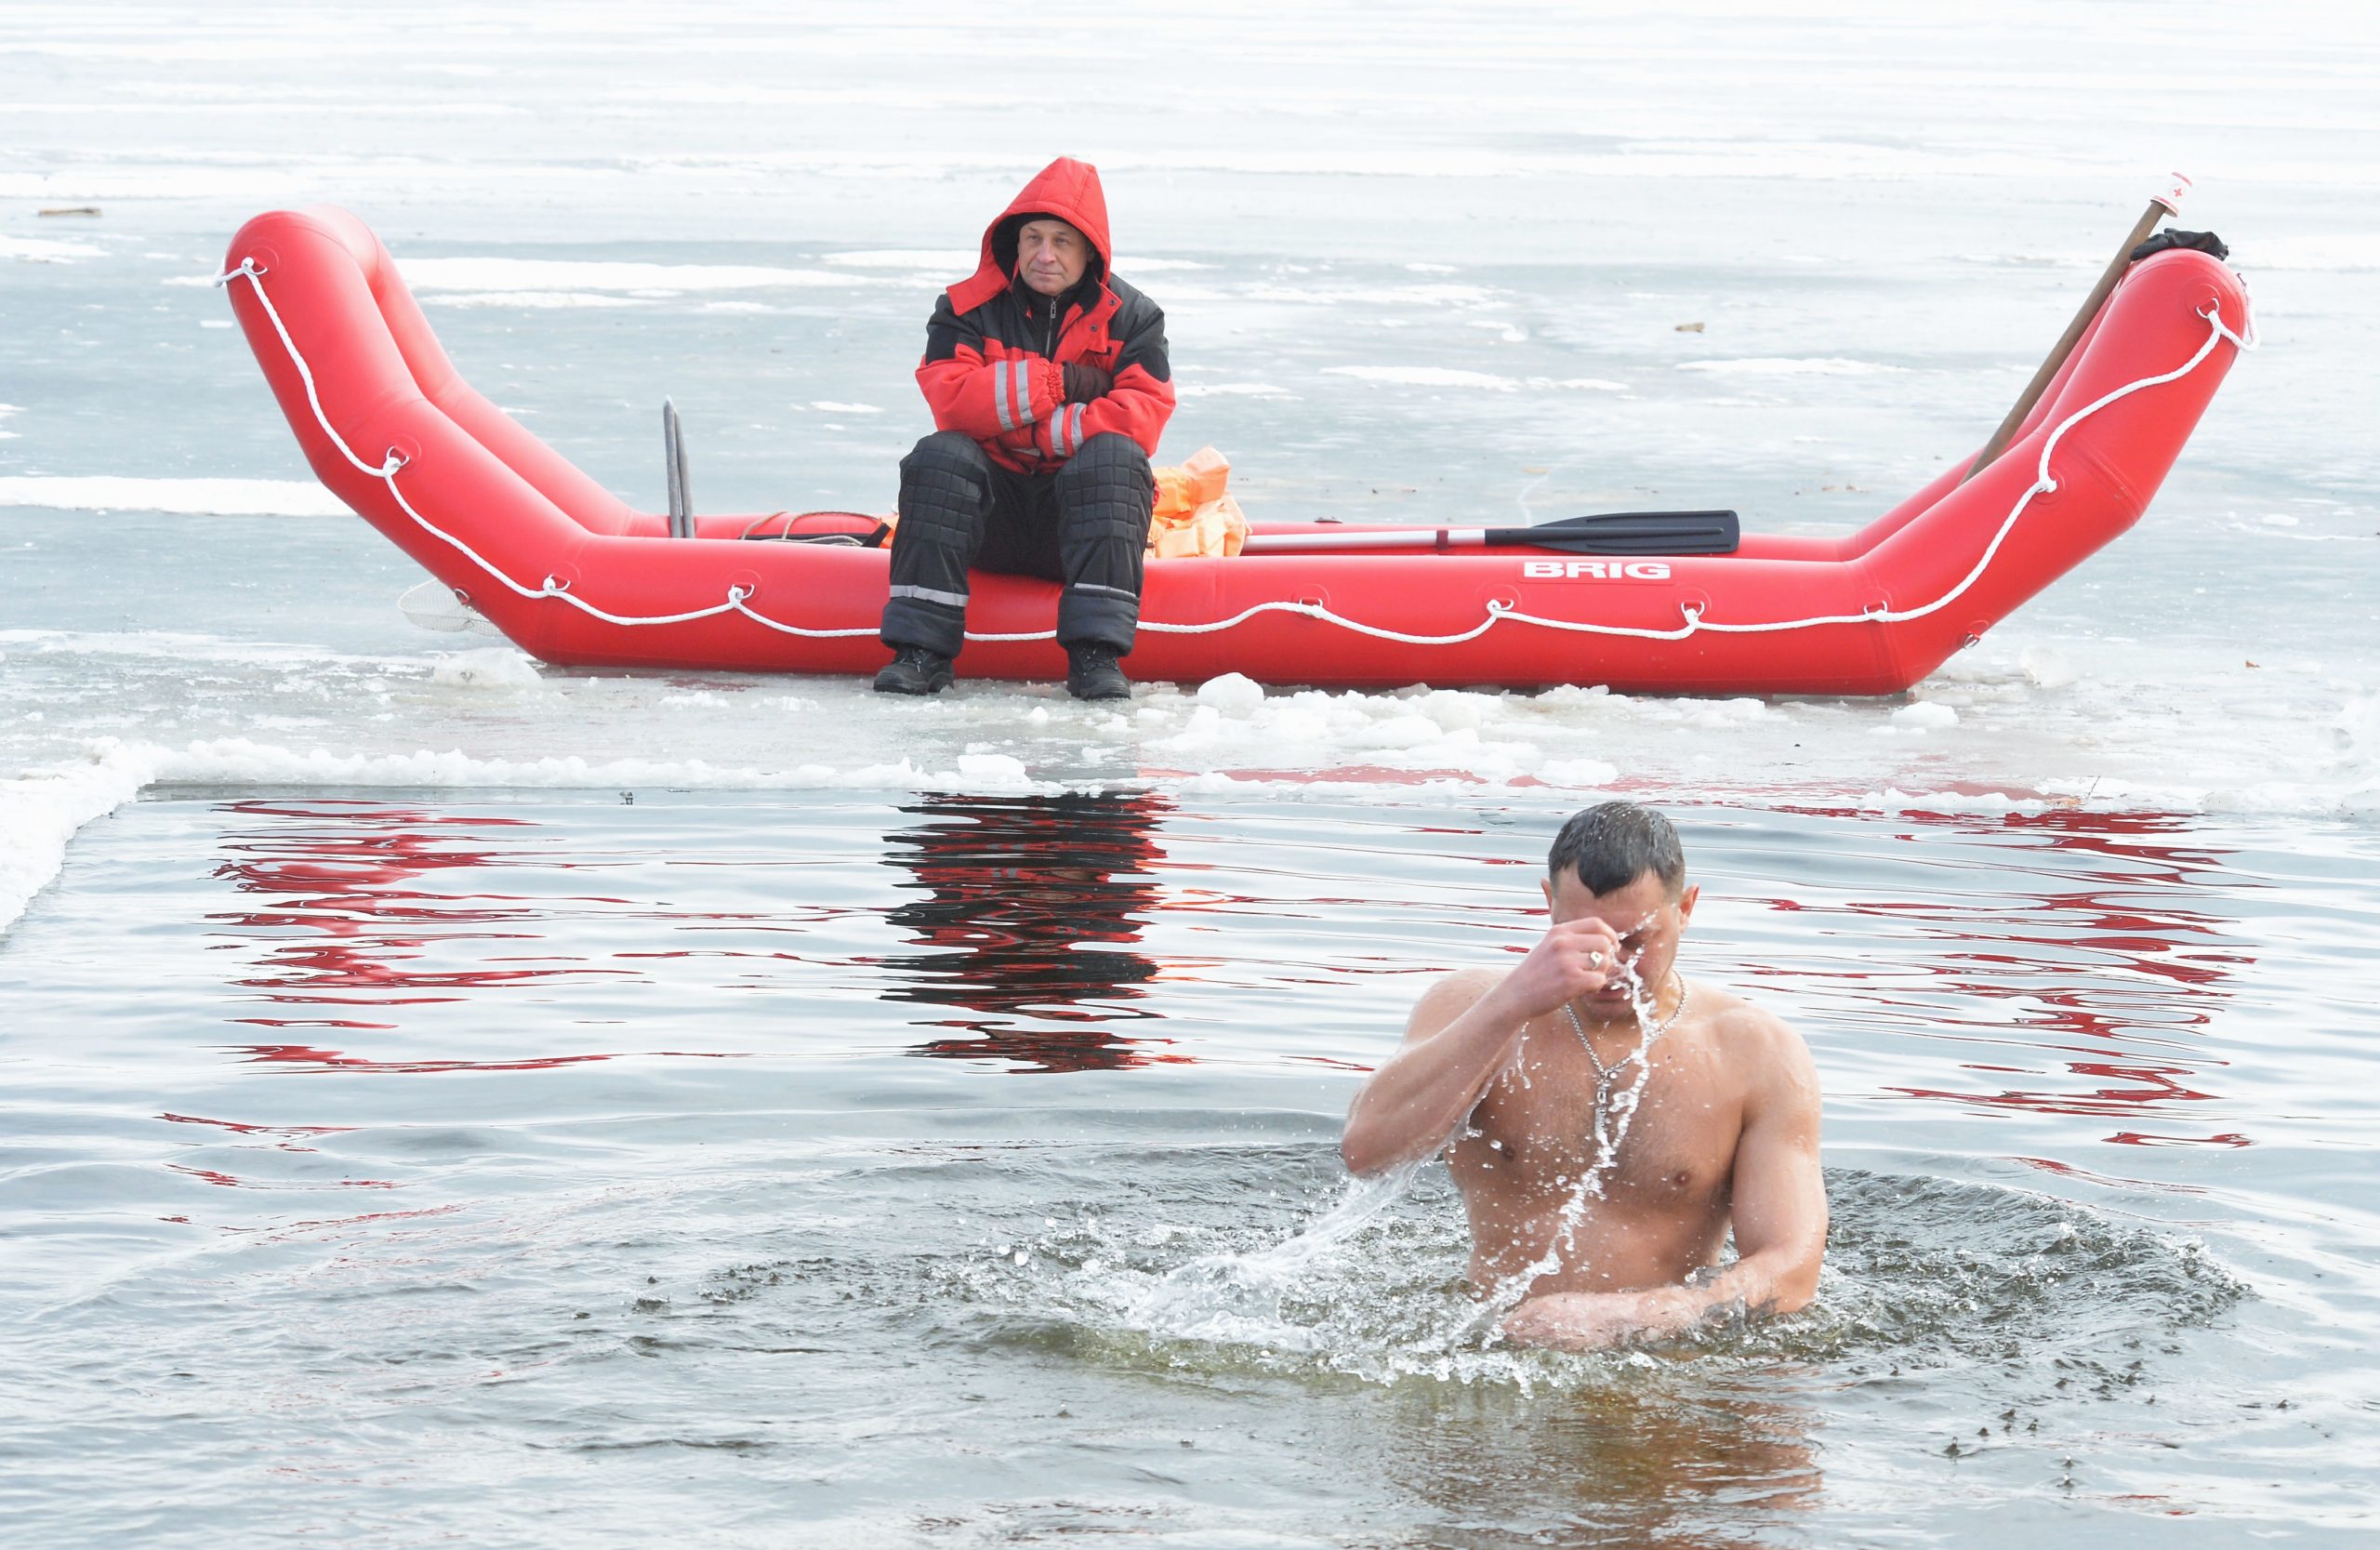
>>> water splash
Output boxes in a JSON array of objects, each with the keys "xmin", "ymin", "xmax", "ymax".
[
  {"xmin": 1099, "ymin": 965, "xmax": 1682, "ymax": 1363},
  {"xmin": 1115, "ymin": 1161, "xmax": 1430, "ymax": 1354},
  {"xmin": 932, "ymin": 1159, "xmax": 2244, "ymax": 1395},
  {"xmin": 1462, "ymin": 961, "xmax": 1673, "ymax": 1341}
]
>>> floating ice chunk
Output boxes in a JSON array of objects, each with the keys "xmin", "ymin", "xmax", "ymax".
[
  {"xmin": 1893, "ymin": 701, "xmax": 1960, "ymax": 730},
  {"xmin": 2020, "ymin": 644, "xmax": 2076, "ymax": 690},
  {"xmin": 1337, "ymin": 715, "xmax": 1445, "ymax": 750},
  {"xmin": 1690, "ymin": 696, "xmax": 1769, "ymax": 726},
  {"xmin": 955, "ymin": 752, "xmax": 1028, "ymax": 784},
  {"xmin": 1538, "ymin": 758, "xmax": 1620, "ymax": 787},
  {"xmin": 0, "ymin": 742, "xmax": 164, "ymax": 939},
  {"xmin": 2332, "ymin": 696, "xmax": 2378, "ymax": 758},
  {"xmin": 1196, "ymin": 673, "xmax": 1264, "ymax": 713},
  {"xmin": 1411, "ymin": 690, "xmax": 1489, "ymax": 732},
  {"xmin": 432, "ymin": 648, "xmax": 542, "ymax": 690},
  {"xmin": 399, "ymin": 579, "xmax": 500, "ymax": 636}
]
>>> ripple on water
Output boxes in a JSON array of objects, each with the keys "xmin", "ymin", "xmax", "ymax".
[{"xmin": 701, "ymin": 1147, "xmax": 2246, "ymax": 1398}]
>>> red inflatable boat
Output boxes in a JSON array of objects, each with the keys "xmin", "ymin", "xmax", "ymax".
[{"xmin": 220, "ymin": 207, "xmax": 2250, "ymax": 694}]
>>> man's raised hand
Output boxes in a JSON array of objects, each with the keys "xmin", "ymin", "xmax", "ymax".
[
  {"xmin": 1062, "ymin": 363, "xmax": 1113, "ymax": 403},
  {"xmin": 1492, "ymin": 916, "xmax": 1626, "ymax": 1023}
]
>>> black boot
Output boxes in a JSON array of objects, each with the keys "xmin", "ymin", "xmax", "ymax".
[
  {"xmin": 1065, "ymin": 643, "xmax": 1130, "ymax": 701},
  {"xmin": 874, "ymin": 644, "xmax": 955, "ymax": 696}
]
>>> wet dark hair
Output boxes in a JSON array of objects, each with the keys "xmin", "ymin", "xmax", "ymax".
[{"xmin": 1547, "ymin": 801, "xmax": 1686, "ymax": 899}]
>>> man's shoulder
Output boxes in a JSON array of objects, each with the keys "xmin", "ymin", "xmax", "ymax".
[
  {"xmin": 1407, "ymin": 967, "xmax": 1502, "ymax": 1029},
  {"xmin": 1688, "ymin": 980, "xmax": 1819, "ymax": 1105},
  {"xmin": 1104, "ymin": 273, "xmax": 1164, "ymax": 322},
  {"xmin": 1428, "ymin": 965, "xmax": 1504, "ymax": 1000},
  {"xmin": 934, "ymin": 286, "xmax": 1014, "ymax": 329},
  {"xmin": 1690, "ymin": 981, "xmax": 1811, "ymax": 1061}
]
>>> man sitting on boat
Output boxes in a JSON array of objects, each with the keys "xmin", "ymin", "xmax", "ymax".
[
  {"xmin": 1341, "ymin": 801, "xmax": 1828, "ymax": 1348},
  {"xmin": 875, "ymin": 156, "xmax": 1176, "ymax": 701}
]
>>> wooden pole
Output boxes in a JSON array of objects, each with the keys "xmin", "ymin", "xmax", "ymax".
[{"xmin": 1960, "ymin": 173, "xmax": 2191, "ymax": 484}]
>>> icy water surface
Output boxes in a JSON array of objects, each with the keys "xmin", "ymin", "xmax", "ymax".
[
  {"xmin": 5, "ymin": 1, "xmax": 2380, "ymax": 1543},
  {"xmin": 5, "ymin": 0, "xmax": 2378, "ymax": 893},
  {"xmin": 5, "ymin": 796, "xmax": 2374, "ymax": 1545}
]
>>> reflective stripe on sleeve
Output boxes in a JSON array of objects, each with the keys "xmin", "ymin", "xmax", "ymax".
[{"xmin": 991, "ymin": 362, "xmax": 1015, "ymax": 432}]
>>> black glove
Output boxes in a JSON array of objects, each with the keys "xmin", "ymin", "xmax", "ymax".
[
  {"xmin": 1062, "ymin": 363, "xmax": 1113, "ymax": 403},
  {"xmin": 2129, "ymin": 229, "xmax": 2228, "ymax": 263}
]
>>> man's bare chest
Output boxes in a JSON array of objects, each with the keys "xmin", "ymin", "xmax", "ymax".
[{"xmin": 1462, "ymin": 1052, "xmax": 1740, "ymax": 1212}]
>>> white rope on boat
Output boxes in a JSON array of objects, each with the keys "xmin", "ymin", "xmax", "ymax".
[{"xmin": 218, "ymin": 258, "xmax": 2254, "ymax": 653}]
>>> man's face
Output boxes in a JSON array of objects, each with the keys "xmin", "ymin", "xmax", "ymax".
[
  {"xmin": 1016, "ymin": 219, "xmax": 1091, "ymax": 298},
  {"xmin": 1542, "ymin": 868, "xmax": 1699, "ymax": 1013}
]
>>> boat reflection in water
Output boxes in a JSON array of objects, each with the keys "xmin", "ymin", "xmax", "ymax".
[
  {"xmin": 880, "ymin": 791, "xmax": 1171, "ymax": 1073},
  {"xmin": 1761, "ymin": 803, "xmax": 2254, "ymax": 1149},
  {"xmin": 205, "ymin": 797, "xmax": 639, "ymax": 1074}
]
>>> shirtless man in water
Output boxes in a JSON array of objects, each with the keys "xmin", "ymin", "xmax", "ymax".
[{"xmin": 1342, "ymin": 801, "xmax": 1826, "ymax": 1349}]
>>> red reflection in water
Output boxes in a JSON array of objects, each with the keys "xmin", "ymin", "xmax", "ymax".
[
  {"xmin": 165, "ymin": 1161, "xmax": 398, "ymax": 1189},
  {"xmin": 159, "ymin": 1112, "xmax": 355, "ymax": 1148},
  {"xmin": 230, "ymin": 1041, "xmax": 739, "ymax": 1075},
  {"xmin": 1891, "ymin": 1059, "xmax": 2220, "ymax": 1120},
  {"xmin": 1142, "ymin": 763, "xmax": 1494, "ymax": 788},
  {"xmin": 2013, "ymin": 1156, "xmax": 2208, "ymax": 1194},
  {"xmin": 209, "ymin": 799, "xmax": 633, "ymax": 1015},
  {"xmin": 883, "ymin": 791, "xmax": 1174, "ymax": 1072},
  {"xmin": 1761, "ymin": 806, "xmax": 2257, "ymax": 1148}
]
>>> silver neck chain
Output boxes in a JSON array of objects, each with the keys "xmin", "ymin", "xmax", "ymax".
[{"xmin": 1562, "ymin": 972, "xmax": 1688, "ymax": 1182}]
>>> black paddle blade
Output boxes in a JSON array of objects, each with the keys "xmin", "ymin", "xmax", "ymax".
[{"xmin": 1487, "ymin": 509, "xmax": 1739, "ymax": 556}]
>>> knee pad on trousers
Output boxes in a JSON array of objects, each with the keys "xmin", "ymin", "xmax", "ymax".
[
  {"xmin": 1054, "ymin": 433, "xmax": 1153, "ymax": 492},
  {"xmin": 1053, "ymin": 433, "xmax": 1156, "ymax": 546},
  {"xmin": 897, "ymin": 431, "xmax": 993, "ymax": 548}
]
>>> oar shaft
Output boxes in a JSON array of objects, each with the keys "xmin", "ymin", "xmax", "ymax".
[
  {"xmin": 1961, "ymin": 176, "xmax": 2189, "ymax": 484},
  {"xmin": 1242, "ymin": 528, "xmax": 1481, "ymax": 552}
]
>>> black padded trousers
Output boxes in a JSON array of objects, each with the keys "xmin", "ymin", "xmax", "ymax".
[{"xmin": 879, "ymin": 430, "xmax": 1155, "ymax": 660}]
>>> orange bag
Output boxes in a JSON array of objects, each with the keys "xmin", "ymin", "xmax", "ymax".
[
  {"xmin": 1148, "ymin": 445, "xmax": 1248, "ymax": 559},
  {"xmin": 873, "ymin": 444, "xmax": 1248, "ymax": 558}
]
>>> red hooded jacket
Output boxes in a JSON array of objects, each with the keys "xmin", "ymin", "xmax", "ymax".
[{"xmin": 916, "ymin": 157, "xmax": 1174, "ymax": 475}]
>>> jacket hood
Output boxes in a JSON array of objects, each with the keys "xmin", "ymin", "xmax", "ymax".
[{"xmin": 946, "ymin": 156, "xmax": 1113, "ymax": 315}]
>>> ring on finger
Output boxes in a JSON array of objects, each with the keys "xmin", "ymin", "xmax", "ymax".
[{"xmin": 1588, "ymin": 951, "xmax": 1604, "ymax": 966}]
